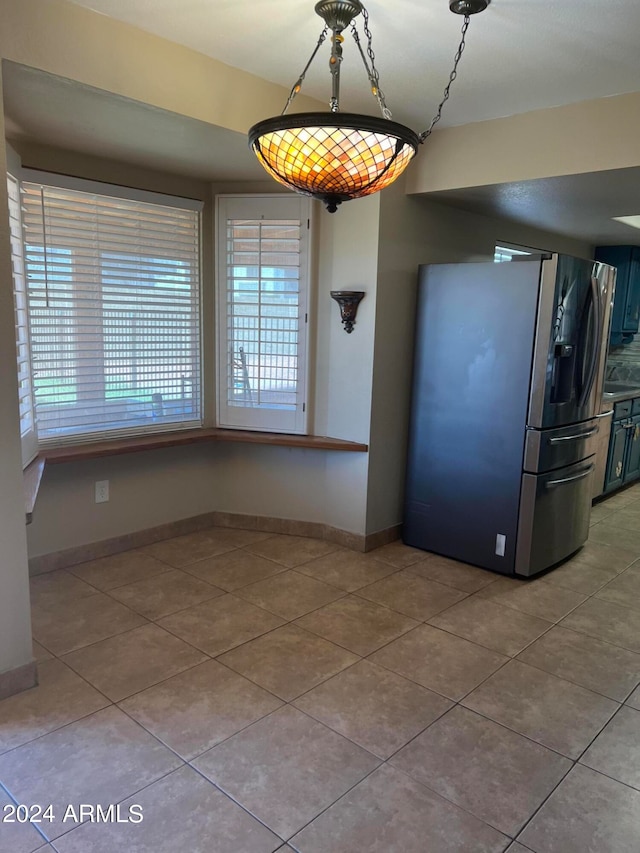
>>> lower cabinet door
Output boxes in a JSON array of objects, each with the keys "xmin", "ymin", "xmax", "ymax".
[
  {"xmin": 605, "ymin": 420, "xmax": 628, "ymax": 492},
  {"xmin": 624, "ymin": 416, "xmax": 640, "ymax": 482}
]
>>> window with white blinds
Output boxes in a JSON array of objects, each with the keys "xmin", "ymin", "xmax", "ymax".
[
  {"xmin": 21, "ymin": 180, "xmax": 202, "ymax": 443},
  {"xmin": 7, "ymin": 173, "xmax": 38, "ymax": 466},
  {"xmin": 216, "ymin": 195, "xmax": 310, "ymax": 434}
]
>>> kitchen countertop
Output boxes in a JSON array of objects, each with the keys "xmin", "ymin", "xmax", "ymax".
[{"xmin": 603, "ymin": 384, "xmax": 640, "ymax": 403}]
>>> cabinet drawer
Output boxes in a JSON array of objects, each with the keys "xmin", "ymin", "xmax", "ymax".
[
  {"xmin": 615, "ymin": 400, "xmax": 633, "ymax": 419},
  {"xmin": 633, "ymin": 398, "xmax": 640, "ymax": 416}
]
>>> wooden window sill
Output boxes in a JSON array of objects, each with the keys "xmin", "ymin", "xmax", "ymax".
[
  {"xmin": 40, "ymin": 427, "xmax": 368, "ymax": 464},
  {"xmin": 24, "ymin": 456, "xmax": 46, "ymax": 524},
  {"xmin": 26, "ymin": 429, "xmax": 366, "ymax": 523}
]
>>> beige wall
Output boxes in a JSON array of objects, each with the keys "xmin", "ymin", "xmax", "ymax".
[
  {"xmin": 314, "ymin": 194, "xmax": 381, "ymax": 535},
  {"xmin": 407, "ymin": 92, "xmax": 640, "ymax": 194},
  {"xmin": 27, "ymin": 447, "xmax": 219, "ymax": 557},
  {"xmin": 0, "ymin": 74, "xmax": 34, "ymax": 676},
  {"xmin": 0, "ymin": 0, "xmax": 322, "ymax": 136},
  {"xmin": 16, "ymin": 142, "xmax": 211, "ymax": 200}
]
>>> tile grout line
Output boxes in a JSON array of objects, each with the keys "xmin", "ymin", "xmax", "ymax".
[
  {"xmin": 40, "ymin": 761, "xmax": 192, "ymax": 848},
  {"xmin": 509, "ymin": 701, "xmax": 640, "ymax": 847},
  {"xmin": 508, "ymin": 653, "xmax": 640, "ymax": 705},
  {"xmin": 572, "ymin": 701, "xmax": 635, "ymax": 767},
  {"xmin": 0, "ymin": 778, "xmax": 51, "ymax": 847},
  {"xmin": 32, "ymin": 618, "xmax": 154, "ymax": 661},
  {"xmin": 98, "ymin": 582, "xmax": 228, "ymax": 622},
  {"xmin": 511, "ymin": 758, "xmax": 576, "ymax": 847},
  {"xmin": 0, "ymin": 698, "xmax": 115, "ymax": 762},
  {"xmin": 0, "ymin": 714, "xmax": 187, "ymax": 847},
  {"xmin": 184, "ymin": 758, "xmax": 290, "ymax": 845},
  {"xmin": 577, "ymin": 751, "xmax": 640, "ymax": 796},
  {"xmin": 152, "ymin": 603, "xmax": 286, "ymax": 659}
]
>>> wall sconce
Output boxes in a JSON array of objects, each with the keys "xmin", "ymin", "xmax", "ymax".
[{"xmin": 331, "ymin": 290, "xmax": 365, "ymax": 333}]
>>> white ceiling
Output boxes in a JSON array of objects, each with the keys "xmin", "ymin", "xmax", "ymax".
[
  {"xmin": 65, "ymin": 0, "xmax": 640, "ymax": 132},
  {"xmin": 430, "ymin": 169, "xmax": 640, "ymax": 245},
  {"xmin": 5, "ymin": 1, "xmax": 640, "ymax": 244}
]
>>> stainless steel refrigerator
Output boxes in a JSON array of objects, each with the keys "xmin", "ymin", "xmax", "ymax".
[{"xmin": 403, "ymin": 254, "xmax": 615, "ymax": 577}]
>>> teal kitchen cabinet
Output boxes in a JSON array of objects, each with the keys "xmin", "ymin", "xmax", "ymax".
[
  {"xmin": 604, "ymin": 418, "xmax": 629, "ymax": 492},
  {"xmin": 595, "ymin": 246, "xmax": 640, "ymax": 344},
  {"xmin": 603, "ymin": 399, "xmax": 640, "ymax": 493},
  {"xmin": 624, "ymin": 415, "xmax": 640, "ymax": 483}
]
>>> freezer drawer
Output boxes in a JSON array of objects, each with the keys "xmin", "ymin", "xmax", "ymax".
[
  {"xmin": 523, "ymin": 418, "xmax": 600, "ymax": 473},
  {"xmin": 515, "ymin": 457, "xmax": 594, "ymax": 577}
]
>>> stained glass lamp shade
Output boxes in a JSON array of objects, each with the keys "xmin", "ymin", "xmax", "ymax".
[{"xmin": 249, "ymin": 113, "xmax": 419, "ymax": 214}]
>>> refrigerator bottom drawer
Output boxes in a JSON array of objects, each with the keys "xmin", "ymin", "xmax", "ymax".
[{"xmin": 515, "ymin": 457, "xmax": 594, "ymax": 577}]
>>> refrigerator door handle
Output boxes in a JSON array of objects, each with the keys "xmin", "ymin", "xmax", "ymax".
[
  {"xmin": 577, "ymin": 275, "xmax": 602, "ymax": 409},
  {"xmin": 548, "ymin": 426, "xmax": 599, "ymax": 444},
  {"xmin": 545, "ymin": 463, "xmax": 594, "ymax": 489}
]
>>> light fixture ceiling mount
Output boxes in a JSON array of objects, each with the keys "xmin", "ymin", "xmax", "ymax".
[
  {"xmin": 314, "ymin": 0, "xmax": 362, "ymax": 32},
  {"xmin": 449, "ymin": 0, "xmax": 489, "ymax": 14},
  {"xmin": 248, "ymin": 0, "xmax": 489, "ymax": 212}
]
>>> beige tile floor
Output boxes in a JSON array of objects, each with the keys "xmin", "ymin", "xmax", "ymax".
[{"xmin": 3, "ymin": 485, "xmax": 640, "ymax": 851}]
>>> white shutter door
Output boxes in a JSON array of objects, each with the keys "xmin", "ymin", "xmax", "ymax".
[
  {"xmin": 216, "ymin": 195, "xmax": 310, "ymax": 434},
  {"xmin": 7, "ymin": 173, "xmax": 38, "ymax": 466}
]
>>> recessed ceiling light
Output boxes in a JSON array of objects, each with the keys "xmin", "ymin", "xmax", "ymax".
[{"xmin": 613, "ymin": 215, "xmax": 640, "ymax": 230}]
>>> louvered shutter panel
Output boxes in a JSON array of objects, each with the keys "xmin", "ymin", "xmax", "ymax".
[
  {"xmin": 216, "ymin": 195, "xmax": 310, "ymax": 434},
  {"xmin": 7, "ymin": 173, "xmax": 38, "ymax": 466}
]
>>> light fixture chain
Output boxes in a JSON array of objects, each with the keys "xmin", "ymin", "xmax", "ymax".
[
  {"xmin": 419, "ymin": 15, "xmax": 470, "ymax": 142},
  {"xmin": 281, "ymin": 27, "xmax": 329, "ymax": 115},
  {"xmin": 352, "ymin": 5, "xmax": 392, "ymax": 119}
]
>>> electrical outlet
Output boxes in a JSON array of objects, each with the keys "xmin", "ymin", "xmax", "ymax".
[{"xmin": 95, "ymin": 480, "xmax": 109, "ymax": 503}]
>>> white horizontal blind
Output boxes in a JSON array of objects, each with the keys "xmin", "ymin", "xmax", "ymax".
[
  {"xmin": 7, "ymin": 173, "xmax": 38, "ymax": 465},
  {"xmin": 216, "ymin": 195, "xmax": 310, "ymax": 434},
  {"xmin": 21, "ymin": 181, "xmax": 202, "ymax": 443}
]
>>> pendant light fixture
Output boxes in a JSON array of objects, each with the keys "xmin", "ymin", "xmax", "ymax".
[{"xmin": 249, "ymin": 0, "xmax": 489, "ymax": 213}]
